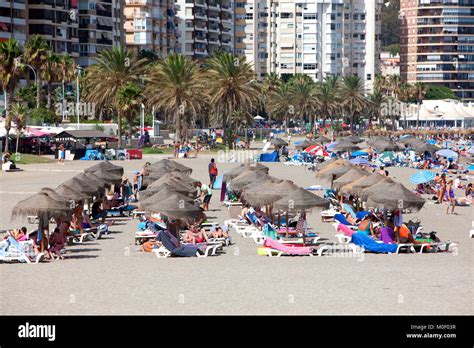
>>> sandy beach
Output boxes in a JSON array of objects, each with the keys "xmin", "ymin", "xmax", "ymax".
[{"xmin": 0, "ymin": 144, "xmax": 473, "ymax": 315}]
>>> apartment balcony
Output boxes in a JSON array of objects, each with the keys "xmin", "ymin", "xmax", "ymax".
[
  {"xmin": 195, "ymin": 48, "xmax": 208, "ymax": 55},
  {"xmin": 221, "ymin": 5, "xmax": 232, "ymax": 12},
  {"xmin": 195, "ymin": 36, "xmax": 207, "ymax": 43},
  {"xmin": 97, "ymin": 38, "xmax": 113, "ymax": 45},
  {"xmin": 195, "ymin": 13, "xmax": 207, "ymax": 20},
  {"xmin": 208, "ymin": 25, "xmax": 220, "ymax": 33},
  {"xmin": 221, "ymin": 39, "xmax": 232, "ymax": 46},
  {"xmin": 194, "ymin": 0, "xmax": 206, "ymax": 8},
  {"xmin": 208, "ymin": 2, "xmax": 220, "ymax": 11}
]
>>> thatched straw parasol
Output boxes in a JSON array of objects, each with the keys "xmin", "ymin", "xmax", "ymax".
[
  {"xmin": 75, "ymin": 172, "xmax": 107, "ymax": 191},
  {"xmin": 412, "ymin": 142, "xmax": 439, "ymax": 155},
  {"xmin": 332, "ymin": 167, "xmax": 369, "ymax": 190},
  {"xmin": 269, "ymin": 138, "xmax": 288, "ymax": 146},
  {"xmin": 273, "ymin": 188, "xmax": 329, "ymax": 244},
  {"xmin": 332, "ymin": 140, "xmax": 361, "ymax": 152},
  {"xmin": 147, "ymin": 172, "xmax": 199, "ymax": 188},
  {"xmin": 139, "ymin": 186, "xmax": 195, "ymax": 210},
  {"xmin": 224, "ymin": 163, "xmax": 269, "ymax": 180},
  {"xmin": 315, "ymin": 161, "xmax": 353, "ymax": 181},
  {"xmin": 368, "ymin": 138, "xmax": 404, "ymax": 152},
  {"xmin": 340, "ymin": 172, "xmax": 387, "ymax": 195},
  {"xmin": 55, "ymin": 183, "xmax": 91, "ymax": 200},
  {"xmin": 160, "ymin": 159, "xmax": 193, "ymax": 174},
  {"xmin": 41, "ymin": 187, "xmax": 72, "ymax": 203},
  {"xmin": 141, "ymin": 191, "xmax": 201, "ymax": 222},
  {"xmin": 84, "ymin": 161, "xmax": 124, "ymax": 176},
  {"xmin": 12, "ymin": 192, "xmax": 72, "ymax": 221},
  {"xmin": 365, "ymin": 182, "xmax": 425, "ymax": 211},
  {"xmin": 241, "ymin": 180, "xmax": 299, "ymax": 207},
  {"xmin": 88, "ymin": 168, "xmax": 123, "ymax": 185},
  {"xmin": 84, "ymin": 171, "xmax": 111, "ymax": 189},
  {"xmin": 140, "ymin": 181, "xmax": 196, "ymax": 200},
  {"xmin": 274, "ymin": 188, "xmax": 329, "ymax": 211},
  {"xmin": 359, "ymin": 178, "xmax": 396, "ymax": 201},
  {"xmin": 313, "ymin": 135, "xmax": 331, "ymax": 143},
  {"xmin": 147, "ymin": 159, "xmax": 192, "ymax": 174},
  {"xmin": 62, "ymin": 176, "xmax": 100, "ymax": 196},
  {"xmin": 314, "ymin": 158, "xmax": 344, "ymax": 171},
  {"xmin": 230, "ymin": 170, "xmax": 275, "ymax": 192},
  {"xmin": 296, "ymin": 139, "xmax": 316, "ymax": 149}
]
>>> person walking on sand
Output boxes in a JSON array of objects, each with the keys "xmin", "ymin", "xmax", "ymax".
[
  {"xmin": 208, "ymin": 158, "xmax": 218, "ymax": 188},
  {"xmin": 445, "ymin": 179, "xmax": 456, "ymax": 215},
  {"xmin": 58, "ymin": 144, "xmax": 65, "ymax": 165},
  {"xmin": 436, "ymin": 173, "xmax": 447, "ymax": 204}
]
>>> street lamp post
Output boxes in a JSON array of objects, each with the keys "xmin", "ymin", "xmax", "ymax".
[{"xmin": 75, "ymin": 65, "xmax": 83, "ymax": 130}]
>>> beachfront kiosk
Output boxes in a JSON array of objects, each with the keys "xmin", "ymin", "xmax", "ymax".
[{"xmin": 53, "ymin": 130, "xmax": 117, "ymax": 160}]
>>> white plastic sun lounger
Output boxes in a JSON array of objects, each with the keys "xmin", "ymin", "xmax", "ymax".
[{"xmin": 0, "ymin": 239, "xmax": 45, "ymax": 264}]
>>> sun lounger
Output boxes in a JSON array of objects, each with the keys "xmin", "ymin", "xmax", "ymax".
[
  {"xmin": 0, "ymin": 237, "xmax": 45, "ymax": 264},
  {"xmin": 154, "ymin": 230, "xmax": 219, "ymax": 257},
  {"xmin": 66, "ymin": 229, "xmax": 93, "ymax": 244},
  {"xmin": 321, "ymin": 207, "xmax": 338, "ymax": 222},
  {"xmin": 132, "ymin": 211, "xmax": 147, "ymax": 219},
  {"xmin": 333, "ymin": 213, "xmax": 354, "ymax": 226}
]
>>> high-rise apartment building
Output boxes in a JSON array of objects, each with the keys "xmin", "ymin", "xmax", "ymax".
[
  {"xmin": 400, "ymin": 0, "xmax": 474, "ymax": 101},
  {"xmin": 175, "ymin": 0, "xmax": 234, "ymax": 58},
  {"xmin": 124, "ymin": 0, "xmax": 179, "ymax": 57},
  {"xmin": 235, "ymin": 0, "xmax": 382, "ymax": 91},
  {"xmin": 77, "ymin": 0, "xmax": 123, "ymax": 66},
  {"xmin": 0, "ymin": 0, "xmax": 28, "ymax": 45}
]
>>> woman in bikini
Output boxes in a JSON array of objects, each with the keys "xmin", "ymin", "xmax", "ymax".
[
  {"xmin": 183, "ymin": 224, "xmax": 209, "ymax": 244},
  {"xmin": 445, "ymin": 179, "xmax": 456, "ymax": 214}
]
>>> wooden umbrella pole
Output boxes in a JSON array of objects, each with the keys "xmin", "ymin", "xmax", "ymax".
[
  {"xmin": 285, "ymin": 211, "xmax": 289, "ymax": 238},
  {"xmin": 302, "ymin": 209, "xmax": 306, "ymax": 247}
]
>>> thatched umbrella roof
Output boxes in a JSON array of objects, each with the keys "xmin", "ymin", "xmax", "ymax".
[
  {"xmin": 55, "ymin": 183, "xmax": 91, "ymax": 200},
  {"xmin": 241, "ymin": 180, "xmax": 299, "ymax": 207},
  {"xmin": 147, "ymin": 159, "xmax": 192, "ymax": 174},
  {"xmin": 12, "ymin": 192, "xmax": 72, "ymax": 221},
  {"xmin": 315, "ymin": 161, "xmax": 353, "ymax": 181},
  {"xmin": 84, "ymin": 171, "xmax": 111, "ymax": 189},
  {"xmin": 368, "ymin": 138, "xmax": 404, "ymax": 152},
  {"xmin": 140, "ymin": 181, "xmax": 196, "ymax": 200},
  {"xmin": 365, "ymin": 182, "xmax": 425, "ymax": 211},
  {"xmin": 359, "ymin": 178, "xmax": 396, "ymax": 200},
  {"xmin": 224, "ymin": 163, "xmax": 269, "ymax": 180},
  {"xmin": 412, "ymin": 142, "xmax": 439, "ymax": 154},
  {"xmin": 313, "ymin": 135, "xmax": 331, "ymax": 143},
  {"xmin": 296, "ymin": 139, "xmax": 316, "ymax": 149},
  {"xmin": 75, "ymin": 172, "xmax": 106, "ymax": 190},
  {"xmin": 315, "ymin": 158, "xmax": 343, "ymax": 171},
  {"xmin": 230, "ymin": 170, "xmax": 275, "ymax": 192},
  {"xmin": 340, "ymin": 172, "xmax": 387, "ymax": 195},
  {"xmin": 332, "ymin": 167, "xmax": 369, "ymax": 190},
  {"xmin": 332, "ymin": 141, "xmax": 361, "ymax": 152},
  {"xmin": 40, "ymin": 187, "xmax": 71, "ymax": 202},
  {"xmin": 88, "ymin": 168, "xmax": 123, "ymax": 185},
  {"xmin": 62, "ymin": 176, "xmax": 100, "ymax": 196},
  {"xmin": 273, "ymin": 188, "xmax": 329, "ymax": 211},
  {"xmin": 147, "ymin": 172, "xmax": 198, "ymax": 189},
  {"xmin": 160, "ymin": 159, "xmax": 193, "ymax": 174},
  {"xmin": 84, "ymin": 161, "xmax": 124, "ymax": 176},
  {"xmin": 139, "ymin": 186, "xmax": 195, "ymax": 210},
  {"xmin": 269, "ymin": 138, "xmax": 288, "ymax": 146},
  {"xmin": 141, "ymin": 191, "xmax": 201, "ymax": 222}
]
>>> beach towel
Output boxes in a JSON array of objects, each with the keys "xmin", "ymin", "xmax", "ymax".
[
  {"xmin": 379, "ymin": 227, "xmax": 395, "ymax": 244},
  {"xmin": 334, "ymin": 213, "xmax": 353, "ymax": 226},
  {"xmin": 355, "ymin": 211, "xmax": 369, "ymax": 220},
  {"xmin": 351, "ymin": 232, "xmax": 398, "ymax": 253},
  {"xmin": 337, "ymin": 223, "xmax": 357, "ymax": 237},
  {"xmin": 263, "ymin": 238, "xmax": 312, "ymax": 255}
]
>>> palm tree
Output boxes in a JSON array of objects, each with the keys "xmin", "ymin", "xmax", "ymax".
[
  {"xmin": 339, "ymin": 76, "xmax": 368, "ymax": 132},
  {"xmin": 266, "ymin": 82, "xmax": 293, "ymax": 132},
  {"xmin": 11, "ymin": 102, "xmax": 28, "ymax": 154},
  {"xmin": 57, "ymin": 54, "xmax": 76, "ymax": 119},
  {"xmin": 117, "ymin": 82, "xmax": 143, "ymax": 146},
  {"xmin": 387, "ymin": 74, "xmax": 401, "ymax": 100},
  {"xmin": 288, "ymin": 74, "xmax": 320, "ymax": 132},
  {"xmin": 84, "ymin": 46, "xmax": 147, "ymax": 147},
  {"xmin": 398, "ymin": 82, "xmax": 413, "ymax": 130},
  {"xmin": 374, "ymin": 74, "xmax": 388, "ymax": 95},
  {"xmin": 40, "ymin": 51, "xmax": 60, "ymax": 111},
  {"xmin": 145, "ymin": 53, "xmax": 203, "ymax": 143},
  {"xmin": 0, "ymin": 39, "xmax": 24, "ymax": 153},
  {"xmin": 24, "ymin": 35, "xmax": 49, "ymax": 108},
  {"xmin": 261, "ymin": 72, "xmax": 282, "ymax": 123},
  {"xmin": 413, "ymin": 82, "xmax": 427, "ymax": 128},
  {"xmin": 204, "ymin": 52, "xmax": 261, "ymax": 147},
  {"xmin": 315, "ymin": 75, "xmax": 339, "ymax": 128},
  {"xmin": 368, "ymin": 88, "xmax": 386, "ymax": 128}
]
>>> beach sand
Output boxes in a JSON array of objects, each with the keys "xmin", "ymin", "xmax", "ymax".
[{"xmin": 0, "ymin": 145, "xmax": 472, "ymax": 315}]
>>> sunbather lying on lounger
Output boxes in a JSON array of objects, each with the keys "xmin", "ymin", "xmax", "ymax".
[
  {"xmin": 209, "ymin": 225, "xmax": 230, "ymax": 239},
  {"xmin": 183, "ymin": 224, "xmax": 209, "ymax": 244},
  {"xmin": 3, "ymin": 227, "xmax": 28, "ymax": 241}
]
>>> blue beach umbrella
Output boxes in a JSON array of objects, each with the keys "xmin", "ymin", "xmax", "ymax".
[
  {"xmin": 351, "ymin": 150, "xmax": 368, "ymax": 157},
  {"xmin": 350, "ymin": 157, "xmax": 370, "ymax": 165},
  {"xmin": 468, "ymin": 165, "xmax": 474, "ymax": 171},
  {"xmin": 436, "ymin": 149, "xmax": 458, "ymax": 159},
  {"xmin": 426, "ymin": 139, "xmax": 437, "ymax": 145},
  {"xmin": 410, "ymin": 170, "xmax": 435, "ymax": 185}
]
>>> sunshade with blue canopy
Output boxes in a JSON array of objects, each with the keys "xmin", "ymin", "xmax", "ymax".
[
  {"xmin": 410, "ymin": 170, "xmax": 436, "ymax": 185},
  {"xmin": 351, "ymin": 150, "xmax": 368, "ymax": 157},
  {"xmin": 350, "ymin": 157, "xmax": 370, "ymax": 165},
  {"xmin": 436, "ymin": 149, "xmax": 458, "ymax": 160}
]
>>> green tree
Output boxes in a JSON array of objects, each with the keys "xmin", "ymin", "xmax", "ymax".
[
  {"xmin": 84, "ymin": 46, "xmax": 147, "ymax": 147},
  {"xmin": 412, "ymin": 82, "xmax": 427, "ymax": 128},
  {"xmin": 40, "ymin": 51, "xmax": 60, "ymax": 111},
  {"xmin": 266, "ymin": 82, "xmax": 294, "ymax": 132},
  {"xmin": 261, "ymin": 72, "xmax": 282, "ymax": 123},
  {"xmin": 315, "ymin": 75, "xmax": 339, "ymax": 128},
  {"xmin": 425, "ymin": 85, "xmax": 457, "ymax": 100},
  {"xmin": 368, "ymin": 88, "xmax": 386, "ymax": 127},
  {"xmin": 11, "ymin": 102, "xmax": 28, "ymax": 154},
  {"xmin": 204, "ymin": 52, "xmax": 261, "ymax": 147},
  {"xmin": 0, "ymin": 39, "xmax": 24, "ymax": 152},
  {"xmin": 287, "ymin": 74, "xmax": 320, "ymax": 131},
  {"xmin": 339, "ymin": 76, "xmax": 368, "ymax": 132},
  {"xmin": 117, "ymin": 82, "xmax": 143, "ymax": 146},
  {"xmin": 24, "ymin": 35, "xmax": 49, "ymax": 108},
  {"xmin": 145, "ymin": 53, "xmax": 203, "ymax": 143},
  {"xmin": 56, "ymin": 54, "xmax": 76, "ymax": 118}
]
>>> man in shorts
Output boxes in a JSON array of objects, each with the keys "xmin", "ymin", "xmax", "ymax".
[
  {"xmin": 208, "ymin": 158, "xmax": 218, "ymax": 188},
  {"xmin": 198, "ymin": 182, "xmax": 213, "ymax": 211}
]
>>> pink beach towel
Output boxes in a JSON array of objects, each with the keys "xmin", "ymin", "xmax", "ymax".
[
  {"xmin": 263, "ymin": 238, "xmax": 311, "ymax": 255},
  {"xmin": 337, "ymin": 223, "xmax": 357, "ymax": 237}
]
